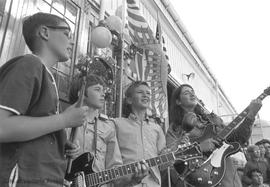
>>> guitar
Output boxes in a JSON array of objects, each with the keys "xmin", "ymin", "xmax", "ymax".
[
  {"xmin": 65, "ymin": 142, "xmax": 202, "ymax": 187},
  {"xmin": 182, "ymin": 86, "xmax": 270, "ymax": 187}
]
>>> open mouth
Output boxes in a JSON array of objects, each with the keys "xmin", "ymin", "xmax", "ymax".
[{"xmin": 142, "ymin": 99, "xmax": 150, "ymax": 103}]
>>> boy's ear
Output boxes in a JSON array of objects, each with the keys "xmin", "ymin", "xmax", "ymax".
[
  {"xmin": 38, "ymin": 25, "xmax": 49, "ymax": 41},
  {"xmin": 126, "ymin": 97, "xmax": 132, "ymax": 105},
  {"xmin": 176, "ymin": 99, "xmax": 181, "ymax": 106}
]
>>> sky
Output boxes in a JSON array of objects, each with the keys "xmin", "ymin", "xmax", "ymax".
[{"xmin": 170, "ymin": 0, "xmax": 270, "ymax": 121}]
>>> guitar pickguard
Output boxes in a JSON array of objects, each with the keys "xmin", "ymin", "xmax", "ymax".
[
  {"xmin": 209, "ymin": 143, "xmax": 231, "ymax": 167},
  {"xmin": 184, "ymin": 141, "xmax": 240, "ymax": 187}
]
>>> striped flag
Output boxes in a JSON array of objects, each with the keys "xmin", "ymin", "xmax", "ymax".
[
  {"xmin": 126, "ymin": 0, "xmax": 168, "ymax": 120},
  {"xmin": 156, "ymin": 13, "xmax": 171, "ymax": 74}
]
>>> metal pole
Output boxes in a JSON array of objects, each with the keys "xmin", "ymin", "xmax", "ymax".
[
  {"xmin": 215, "ymin": 81, "xmax": 220, "ymax": 115},
  {"xmin": 99, "ymin": 0, "xmax": 106, "ymax": 21},
  {"xmin": 116, "ymin": 0, "xmax": 126, "ymax": 117}
]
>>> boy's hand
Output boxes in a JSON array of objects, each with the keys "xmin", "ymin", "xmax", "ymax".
[
  {"xmin": 65, "ymin": 140, "xmax": 80, "ymax": 159},
  {"xmin": 61, "ymin": 103, "xmax": 88, "ymax": 128},
  {"xmin": 199, "ymin": 138, "xmax": 220, "ymax": 153},
  {"xmin": 131, "ymin": 160, "xmax": 149, "ymax": 184}
]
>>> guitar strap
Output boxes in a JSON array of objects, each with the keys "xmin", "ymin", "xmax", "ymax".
[{"xmin": 93, "ymin": 117, "xmax": 98, "ymax": 157}]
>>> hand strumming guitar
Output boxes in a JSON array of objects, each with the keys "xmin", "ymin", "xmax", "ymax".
[
  {"xmin": 199, "ymin": 138, "xmax": 221, "ymax": 153},
  {"xmin": 65, "ymin": 140, "xmax": 80, "ymax": 159}
]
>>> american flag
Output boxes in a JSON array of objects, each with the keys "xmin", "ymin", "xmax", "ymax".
[
  {"xmin": 155, "ymin": 13, "xmax": 171, "ymax": 74},
  {"xmin": 126, "ymin": 0, "xmax": 168, "ymax": 120}
]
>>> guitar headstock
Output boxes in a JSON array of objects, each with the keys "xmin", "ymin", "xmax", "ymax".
[
  {"xmin": 173, "ymin": 142, "xmax": 202, "ymax": 161},
  {"xmin": 264, "ymin": 86, "xmax": 270, "ymax": 95}
]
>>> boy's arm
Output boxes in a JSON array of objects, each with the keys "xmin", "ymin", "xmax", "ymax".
[
  {"xmin": 0, "ymin": 105, "xmax": 87, "ymax": 142},
  {"xmin": 227, "ymin": 99, "xmax": 261, "ymax": 145}
]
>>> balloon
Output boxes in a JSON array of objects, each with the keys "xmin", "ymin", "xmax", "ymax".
[
  {"xmin": 91, "ymin": 26, "xmax": 112, "ymax": 48},
  {"xmin": 105, "ymin": 15, "xmax": 122, "ymax": 34}
]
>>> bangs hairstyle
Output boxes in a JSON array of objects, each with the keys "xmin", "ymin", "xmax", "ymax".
[
  {"xmin": 69, "ymin": 74, "xmax": 105, "ymax": 104},
  {"xmin": 247, "ymin": 168, "xmax": 262, "ymax": 179},
  {"xmin": 22, "ymin": 12, "xmax": 69, "ymax": 52},
  {"xmin": 122, "ymin": 81, "xmax": 150, "ymax": 117}
]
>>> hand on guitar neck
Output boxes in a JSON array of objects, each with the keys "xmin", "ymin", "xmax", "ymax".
[{"xmin": 115, "ymin": 160, "xmax": 149, "ymax": 186}]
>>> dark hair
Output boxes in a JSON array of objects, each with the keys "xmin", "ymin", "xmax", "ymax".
[
  {"xmin": 69, "ymin": 74, "xmax": 105, "ymax": 104},
  {"xmin": 122, "ymin": 81, "xmax": 150, "ymax": 117},
  {"xmin": 255, "ymin": 139, "xmax": 270, "ymax": 146},
  {"xmin": 22, "ymin": 12, "xmax": 68, "ymax": 52},
  {"xmin": 247, "ymin": 168, "xmax": 262, "ymax": 179},
  {"xmin": 169, "ymin": 84, "xmax": 194, "ymax": 132}
]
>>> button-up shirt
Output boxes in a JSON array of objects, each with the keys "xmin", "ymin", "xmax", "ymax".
[
  {"xmin": 114, "ymin": 114, "xmax": 166, "ymax": 187},
  {"xmin": 71, "ymin": 114, "xmax": 123, "ymax": 187}
]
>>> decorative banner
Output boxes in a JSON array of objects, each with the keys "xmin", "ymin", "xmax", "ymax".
[
  {"xmin": 156, "ymin": 13, "xmax": 171, "ymax": 74},
  {"xmin": 126, "ymin": 0, "xmax": 168, "ymax": 119}
]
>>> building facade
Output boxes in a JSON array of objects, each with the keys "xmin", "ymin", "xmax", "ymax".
[{"xmin": 0, "ymin": 0, "xmax": 236, "ymax": 123}]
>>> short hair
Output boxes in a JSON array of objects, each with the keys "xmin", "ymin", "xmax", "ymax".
[
  {"xmin": 247, "ymin": 168, "xmax": 262, "ymax": 179},
  {"xmin": 247, "ymin": 145, "xmax": 259, "ymax": 153},
  {"xmin": 69, "ymin": 74, "xmax": 105, "ymax": 104},
  {"xmin": 122, "ymin": 81, "xmax": 150, "ymax": 117},
  {"xmin": 125, "ymin": 81, "xmax": 150, "ymax": 98},
  {"xmin": 22, "ymin": 12, "xmax": 68, "ymax": 52}
]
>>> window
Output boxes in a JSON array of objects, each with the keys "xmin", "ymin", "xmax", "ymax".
[{"xmin": 37, "ymin": 0, "xmax": 80, "ymax": 103}]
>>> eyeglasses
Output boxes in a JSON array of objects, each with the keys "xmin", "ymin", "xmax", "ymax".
[{"xmin": 46, "ymin": 25, "xmax": 72, "ymax": 39}]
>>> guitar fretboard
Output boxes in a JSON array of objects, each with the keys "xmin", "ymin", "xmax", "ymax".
[
  {"xmin": 84, "ymin": 152, "xmax": 175, "ymax": 186},
  {"xmin": 217, "ymin": 92, "xmax": 268, "ymax": 140}
]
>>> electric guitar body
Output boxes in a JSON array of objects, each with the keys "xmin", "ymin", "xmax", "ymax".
[
  {"xmin": 183, "ymin": 141, "xmax": 240, "ymax": 187},
  {"xmin": 182, "ymin": 86, "xmax": 270, "ymax": 187},
  {"xmin": 65, "ymin": 153, "xmax": 96, "ymax": 187}
]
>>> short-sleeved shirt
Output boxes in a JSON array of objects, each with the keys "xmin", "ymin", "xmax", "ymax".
[
  {"xmin": 114, "ymin": 114, "xmax": 166, "ymax": 187},
  {"xmin": 70, "ymin": 114, "xmax": 123, "ymax": 187},
  {"xmin": 0, "ymin": 54, "xmax": 67, "ymax": 186}
]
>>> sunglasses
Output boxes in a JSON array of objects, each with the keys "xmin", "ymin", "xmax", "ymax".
[{"xmin": 46, "ymin": 25, "xmax": 72, "ymax": 39}]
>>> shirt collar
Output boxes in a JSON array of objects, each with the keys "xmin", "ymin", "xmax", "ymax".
[
  {"xmin": 86, "ymin": 111, "xmax": 99, "ymax": 124},
  {"xmin": 128, "ymin": 113, "xmax": 150, "ymax": 123}
]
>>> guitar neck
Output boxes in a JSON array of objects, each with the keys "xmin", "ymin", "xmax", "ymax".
[
  {"xmin": 85, "ymin": 152, "xmax": 175, "ymax": 186},
  {"xmin": 218, "ymin": 92, "xmax": 267, "ymax": 140}
]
